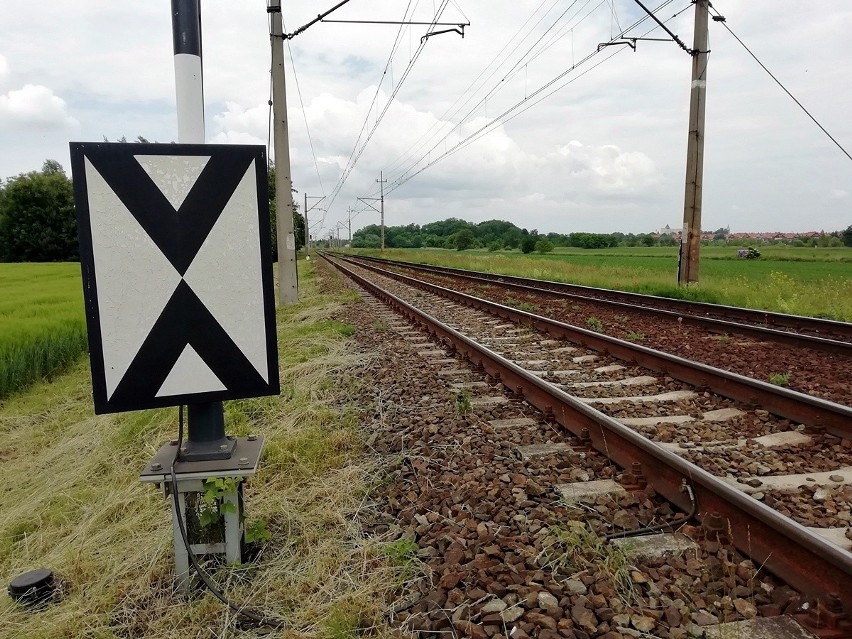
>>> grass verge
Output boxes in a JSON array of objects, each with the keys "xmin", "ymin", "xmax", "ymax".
[{"xmin": 0, "ymin": 260, "xmax": 399, "ymax": 638}]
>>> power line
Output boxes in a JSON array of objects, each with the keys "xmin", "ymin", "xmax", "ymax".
[
  {"xmin": 286, "ymin": 41, "xmax": 327, "ymax": 196},
  {"xmin": 325, "ymin": 0, "xmax": 450, "ymax": 215},
  {"xmin": 382, "ymin": 0, "xmax": 687, "ymax": 196},
  {"xmin": 382, "ymin": 0, "xmax": 576, "ymax": 177},
  {"xmin": 370, "ymin": 0, "xmax": 604, "ymax": 206},
  {"xmin": 379, "ymin": 0, "xmax": 678, "ymax": 192},
  {"xmin": 322, "ymin": 0, "xmax": 418, "ymax": 210},
  {"xmin": 709, "ymin": 5, "xmax": 852, "ymax": 164}
]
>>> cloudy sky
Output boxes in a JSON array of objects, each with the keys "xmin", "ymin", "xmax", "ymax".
[{"xmin": 1, "ymin": 1, "xmax": 850, "ymax": 236}]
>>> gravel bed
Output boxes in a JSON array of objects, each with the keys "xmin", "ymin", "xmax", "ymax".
[
  {"xmin": 762, "ymin": 485, "xmax": 852, "ymax": 528},
  {"xmin": 318, "ymin": 260, "xmax": 803, "ymax": 639},
  {"xmin": 681, "ymin": 435, "xmax": 852, "ymax": 477}
]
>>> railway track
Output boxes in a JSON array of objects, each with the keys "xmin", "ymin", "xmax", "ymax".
[
  {"xmin": 340, "ymin": 253, "xmax": 852, "ymax": 407},
  {"xmin": 321, "ymin": 253, "xmax": 852, "ymax": 638},
  {"xmin": 348, "ymin": 253, "xmax": 852, "ymax": 352}
]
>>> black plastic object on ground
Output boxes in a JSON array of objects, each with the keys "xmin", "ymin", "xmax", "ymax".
[{"xmin": 8, "ymin": 569, "xmax": 55, "ymax": 605}]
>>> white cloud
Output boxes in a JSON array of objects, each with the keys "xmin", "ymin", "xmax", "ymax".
[
  {"xmin": 548, "ymin": 141, "xmax": 658, "ymax": 195},
  {"xmin": 0, "ymin": 84, "xmax": 78, "ymax": 128},
  {"xmin": 210, "ymin": 101, "xmax": 268, "ymax": 142},
  {"xmin": 208, "ymin": 130, "xmax": 266, "ymax": 146},
  {"xmin": 1, "ymin": 1, "xmax": 851, "ymax": 233}
]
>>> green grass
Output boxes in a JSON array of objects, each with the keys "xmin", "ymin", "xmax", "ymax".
[
  {"xmin": 0, "ymin": 260, "xmax": 400, "ymax": 638},
  {"xmin": 358, "ymin": 247, "xmax": 852, "ymax": 321},
  {"xmin": 0, "ymin": 263, "xmax": 86, "ymax": 399},
  {"xmin": 768, "ymin": 372, "xmax": 791, "ymax": 387}
]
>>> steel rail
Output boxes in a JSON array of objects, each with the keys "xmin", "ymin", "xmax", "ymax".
[
  {"xmin": 322, "ymin": 253, "xmax": 852, "ymax": 613},
  {"xmin": 332, "ymin": 253, "xmax": 852, "ymax": 436},
  {"xmin": 348, "ymin": 253, "xmax": 852, "ymax": 343}
]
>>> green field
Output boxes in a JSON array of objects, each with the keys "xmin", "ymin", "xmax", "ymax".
[
  {"xmin": 0, "ymin": 263, "xmax": 86, "ymax": 399},
  {"xmin": 356, "ymin": 246, "xmax": 852, "ymax": 321}
]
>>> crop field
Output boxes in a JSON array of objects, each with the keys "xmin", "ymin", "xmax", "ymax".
[
  {"xmin": 0, "ymin": 263, "xmax": 86, "ymax": 399},
  {"xmin": 359, "ymin": 246, "xmax": 852, "ymax": 321}
]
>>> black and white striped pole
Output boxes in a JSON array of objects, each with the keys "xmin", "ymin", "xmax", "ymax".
[
  {"xmin": 170, "ymin": 0, "xmax": 233, "ymax": 461},
  {"xmin": 172, "ymin": 0, "xmax": 205, "ymax": 145}
]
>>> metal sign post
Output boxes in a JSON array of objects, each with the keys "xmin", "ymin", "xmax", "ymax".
[
  {"xmin": 171, "ymin": 0, "xmax": 235, "ymax": 461},
  {"xmin": 69, "ymin": 0, "xmax": 280, "ymax": 593}
]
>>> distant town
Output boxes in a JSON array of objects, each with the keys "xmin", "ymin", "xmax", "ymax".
[{"xmin": 658, "ymin": 225, "xmax": 848, "ymax": 246}]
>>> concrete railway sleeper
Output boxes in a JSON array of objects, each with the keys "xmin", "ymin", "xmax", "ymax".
[{"xmin": 322, "ymin": 253, "xmax": 852, "ymax": 637}]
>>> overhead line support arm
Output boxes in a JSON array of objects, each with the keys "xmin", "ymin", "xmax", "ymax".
[{"xmin": 631, "ymin": 0, "xmax": 696, "ymax": 55}]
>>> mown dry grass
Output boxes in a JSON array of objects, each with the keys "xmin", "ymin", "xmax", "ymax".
[{"xmin": 0, "ymin": 261, "xmax": 402, "ymax": 639}]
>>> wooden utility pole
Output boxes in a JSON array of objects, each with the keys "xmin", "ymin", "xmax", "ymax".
[
  {"xmin": 678, "ymin": 0, "xmax": 709, "ymax": 285},
  {"xmin": 269, "ymin": 0, "xmax": 299, "ymax": 304},
  {"xmin": 377, "ymin": 171, "xmax": 387, "ymax": 251}
]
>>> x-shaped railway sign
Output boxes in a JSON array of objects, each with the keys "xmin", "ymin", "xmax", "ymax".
[{"xmin": 70, "ymin": 143, "xmax": 279, "ymax": 414}]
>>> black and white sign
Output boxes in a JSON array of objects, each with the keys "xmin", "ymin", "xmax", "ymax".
[{"xmin": 70, "ymin": 143, "xmax": 279, "ymax": 414}]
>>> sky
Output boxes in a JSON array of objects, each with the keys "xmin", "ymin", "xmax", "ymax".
[{"xmin": 1, "ymin": 1, "xmax": 850, "ymax": 238}]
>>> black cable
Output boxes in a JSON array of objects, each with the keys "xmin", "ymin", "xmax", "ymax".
[
  {"xmin": 710, "ymin": 5, "xmax": 852, "ymax": 164},
  {"xmin": 604, "ymin": 482, "xmax": 696, "ymax": 540},
  {"xmin": 170, "ymin": 405, "xmax": 287, "ymax": 629}
]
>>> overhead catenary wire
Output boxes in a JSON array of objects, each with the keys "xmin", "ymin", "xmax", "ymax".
[
  {"xmin": 381, "ymin": 0, "xmax": 584, "ymax": 178},
  {"xmin": 324, "ymin": 0, "xmax": 449, "ymax": 214},
  {"xmin": 372, "ymin": 0, "xmax": 678, "ymax": 194},
  {"xmin": 709, "ymin": 4, "xmax": 852, "ymax": 163},
  {"xmin": 357, "ymin": 0, "xmax": 613, "ymax": 211},
  {"xmin": 287, "ymin": 41, "xmax": 327, "ymax": 197},
  {"xmin": 380, "ymin": 0, "xmax": 687, "ymax": 197},
  {"xmin": 321, "ymin": 0, "xmax": 419, "ymax": 211}
]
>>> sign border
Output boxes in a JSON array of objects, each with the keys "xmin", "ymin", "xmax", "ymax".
[{"xmin": 70, "ymin": 142, "xmax": 280, "ymax": 413}]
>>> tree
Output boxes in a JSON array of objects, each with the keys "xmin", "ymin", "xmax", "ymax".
[
  {"xmin": 520, "ymin": 235, "xmax": 537, "ymax": 254},
  {"xmin": 842, "ymin": 225, "xmax": 852, "ymax": 247},
  {"xmin": 0, "ymin": 161, "xmax": 78, "ymax": 262},
  {"xmin": 451, "ymin": 228, "xmax": 475, "ymax": 251},
  {"xmin": 534, "ymin": 239, "xmax": 554, "ymax": 254}
]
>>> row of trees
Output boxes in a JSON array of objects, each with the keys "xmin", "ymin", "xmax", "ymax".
[
  {"xmin": 350, "ymin": 218, "xmax": 685, "ymax": 252},
  {"xmin": 2, "ymin": 161, "xmax": 850, "ymax": 261},
  {"xmin": 0, "ymin": 158, "xmax": 303, "ymax": 263},
  {"xmin": 350, "ymin": 218, "xmax": 852, "ymax": 252}
]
